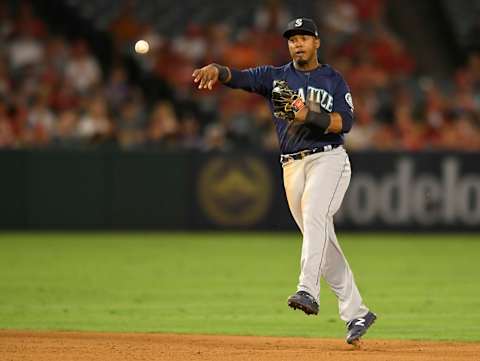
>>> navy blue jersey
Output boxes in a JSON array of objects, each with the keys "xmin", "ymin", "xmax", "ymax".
[{"xmin": 225, "ymin": 62, "xmax": 354, "ymax": 154}]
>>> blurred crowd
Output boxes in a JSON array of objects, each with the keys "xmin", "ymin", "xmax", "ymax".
[{"xmin": 0, "ymin": 0, "xmax": 479, "ymax": 151}]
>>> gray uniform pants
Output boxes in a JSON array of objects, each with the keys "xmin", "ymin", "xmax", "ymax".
[{"xmin": 282, "ymin": 146, "xmax": 369, "ymax": 321}]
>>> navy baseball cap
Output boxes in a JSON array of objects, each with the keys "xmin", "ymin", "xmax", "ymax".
[{"xmin": 283, "ymin": 18, "xmax": 319, "ymax": 39}]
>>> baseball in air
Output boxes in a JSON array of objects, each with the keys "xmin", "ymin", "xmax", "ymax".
[{"xmin": 134, "ymin": 40, "xmax": 149, "ymax": 54}]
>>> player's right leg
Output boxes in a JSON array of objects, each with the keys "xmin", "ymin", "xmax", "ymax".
[
  {"xmin": 282, "ymin": 159, "xmax": 305, "ymax": 232},
  {"xmin": 295, "ymin": 148, "xmax": 350, "ymax": 302},
  {"xmin": 283, "ymin": 158, "xmax": 320, "ymax": 315}
]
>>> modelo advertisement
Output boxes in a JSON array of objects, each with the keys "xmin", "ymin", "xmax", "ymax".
[
  {"xmin": 335, "ymin": 153, "xmax": 480, "ymax": 230},
  {"xmin": 193, "ymin": 152, "xmax": 480, "ymax": 231}
]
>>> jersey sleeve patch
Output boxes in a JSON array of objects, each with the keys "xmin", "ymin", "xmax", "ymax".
[{"xmin": 345, "ymin": 92, "xmax": 354, "ymax": 111}]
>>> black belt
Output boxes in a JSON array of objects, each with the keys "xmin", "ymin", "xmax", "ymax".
[{"xmin": 280, "ymin": 144, "xmax": 341, "ymax": 164}]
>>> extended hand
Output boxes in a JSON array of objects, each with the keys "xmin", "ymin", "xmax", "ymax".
[{"xmin": 192, "ymin": 64, "xmax": 219, "ymax": 90}]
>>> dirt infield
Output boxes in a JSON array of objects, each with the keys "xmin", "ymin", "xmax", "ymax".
[{"xmin": 1, "ymin": 330, "xmax": 479, "ymax": 361}]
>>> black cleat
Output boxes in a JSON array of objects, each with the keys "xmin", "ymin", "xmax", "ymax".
[
  {"xmin": 346, "ymin": 311, "xmax": 377, "ymax": 344},
  {"xmin": 287, "ymin": 291, "xmax": 319, "ymax": 315}
]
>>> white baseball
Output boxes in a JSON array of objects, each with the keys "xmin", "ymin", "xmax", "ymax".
[{"xmin": 135, "ymin": 40, "xmax": 149, "ymax": 54}]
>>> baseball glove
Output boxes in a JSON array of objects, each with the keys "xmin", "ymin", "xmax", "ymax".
[{"xmin": 272, "ymin": 80, "xmax": 305, "ymax": 122}]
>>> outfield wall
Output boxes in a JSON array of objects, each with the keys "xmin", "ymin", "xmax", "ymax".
[{"xmin": 0, "ymin": 150, "xmax": 478, "ymax": 231}]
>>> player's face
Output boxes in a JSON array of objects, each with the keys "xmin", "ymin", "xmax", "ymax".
[{"xmin": 287, "ymin": 34, "xmax": 320, "ymax": 66}]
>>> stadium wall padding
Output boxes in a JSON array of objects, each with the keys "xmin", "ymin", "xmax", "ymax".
[{"xmin": 0, "ymin": 150, "xmax": 479, "ymax": 231}]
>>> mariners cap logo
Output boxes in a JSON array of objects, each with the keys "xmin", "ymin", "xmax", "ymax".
[{"xmin": 283, "ymin": 18, "xmax": 319, "ymax": 39}]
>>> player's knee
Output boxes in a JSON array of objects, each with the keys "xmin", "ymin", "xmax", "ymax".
[{"xmin": 302, "ymin": 212, "xmax": 328, "ymax": 228}]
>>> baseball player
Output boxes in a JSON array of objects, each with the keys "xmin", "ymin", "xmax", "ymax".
[{"xmin": 192, "ymin": 17, "xmax": 376, "ymax": 345}]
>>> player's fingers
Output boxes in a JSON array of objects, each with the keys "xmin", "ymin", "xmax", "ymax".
[
  {"xmin": 192, "ymin": 69, "xmax": 199, "ymax": 78},
  {"xmin": 196, "ymin": 67, "xmax": 218, "ymax": 89},
  {"xmin": 194, "ymin": 70, "xmax": 204, "ymax": 84},
  {"xmin": 210, "ymin": 77, "xmax": 219, "ymax": 89},
  {"xmin": 198, "ymin": 76, "xmax": 206, "ymax": 89},
  {"xmin": 197, "ymin": 69, "xmax": 210, "ymax": 83},
  {"xmin": 202, "ymin": 74, "xmax": 213, "ymax": 89},
  {"xmin": 195, "ymin": 71, "xmax": 204, "ymax": 88},
  {"xmin": 207, "ymin": 80, "xmax": 213, "ymax": 90},
  {"xmin": 193, "ymin": 70, "xmax": 203, "ymax": 83}
]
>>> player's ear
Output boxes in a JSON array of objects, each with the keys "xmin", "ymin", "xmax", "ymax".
[{"xmin": 315, "ymin": 37, "xmax": 320, "ymax": 49}]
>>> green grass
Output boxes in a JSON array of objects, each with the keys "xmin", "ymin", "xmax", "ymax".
[{"xmin": 0, "ymin": 232, "xmax": 479, "ymax": 341}]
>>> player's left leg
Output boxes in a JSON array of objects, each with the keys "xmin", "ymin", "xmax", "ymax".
[
  {"xmin": 321, "ymin": 219, "xmax": 369, "ymax": 321},
  {"xmin": 323, "ymin": 231, "xmax": 377, "ymax": 345},
  {"xmin": 319, "ymin": 159, "xmax": 376, "ymax": 344}
]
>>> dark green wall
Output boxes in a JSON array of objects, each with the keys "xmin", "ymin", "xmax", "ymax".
[
  {"xmin": 0, "ymin": 150, "xmax": 193, "ymax": 230},
  {"xmin": 1, "ymin": 150, "xmax": 479, "ymax": 231}
]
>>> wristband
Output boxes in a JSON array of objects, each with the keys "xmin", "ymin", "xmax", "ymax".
[
  {"xmin": 305, "ymin": 109, "xmax": 331, "ymax": 131},
  {"xmin": 212, "ymin": 64, "xmax": 230, "ymax": 82}
]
